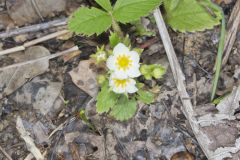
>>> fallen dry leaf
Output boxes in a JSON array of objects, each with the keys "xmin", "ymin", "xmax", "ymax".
[
  {"xmin": 216, "ymin": 86, "xmax": 240, "ymax": 115},
  {"xmin": 6, "ymin": 0, "xmax": 66, "ymax": 26},
  {"xmin": 69, "ymin": 59, "xmax": 99, "ymax": 97},
  {"xmin": 11, "ymin": 76, "xmax": 63, "ymax": 115},
  {"xmin": 0, "ymin": 46, "xmax": 50, "ymax": 99},
  {"xmin": 85, "ymin": 99, "xmax": 185, "ymax": 159},
  {"xmin": 0, "ymin": 12, "xmax": 14, "ymax": 30},
  {"xmin": 33, "ymin": 121, "xmax": 50, "ymax": 144}
]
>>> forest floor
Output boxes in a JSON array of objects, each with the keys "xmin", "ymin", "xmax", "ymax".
[{"xmin": 0, "ymin": 0, "xmax": 239, "ymax": 160}]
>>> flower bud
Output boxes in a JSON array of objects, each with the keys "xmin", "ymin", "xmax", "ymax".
[
  {"xmin": 153, "ymin": 67, "xmax": 165, "ymax": 79},
  {"xmin": 91, "ymin": 46, "xmax": 107, "ymax": 64},
  {"xmin": 97, "ymin": 75, "xmax": 106, "ymax": 84},
  {"xmin": 140, "ymin": 65, "xmax": 149, "ymax": 75}
]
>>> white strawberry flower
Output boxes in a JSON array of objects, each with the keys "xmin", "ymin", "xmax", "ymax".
[
  {"xmin": 109, "ymin": 73, "xmax": 138, "ymax": 94},
  {"xmin": 107, "ymin": 43, "xmax": 141, "ymax": 79}
]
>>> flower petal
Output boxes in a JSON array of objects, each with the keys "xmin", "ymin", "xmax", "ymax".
[
  {"xmin": 113, "ymin": 43, "xmax": 129, "ymax": 56},
  {"xmin": 126, "ymin": 79, "xmax": 138, "ymax": 93},
  {"xmin": 106, "ymin": 56, "xmax": 115, "ymax": 70},
  {"xmin": 109, "ymin": 75, "xmax": 115, "ymax": 87},
  {"xmin": 126, "ymin": 85, "xmax": 138, "ymax": 93},
  {"xmin": 129, "ymin": 51, "xmax": 140, "ymax": 63},
  {"xmin": 127, "ymin": 66, "xmax": 141, "ymax": 78},
  {"xmin": 114, "ymin": 70, "xmax": 128, "ymax": 79},
  {"xmin": 113, "ymin": 86, "xmax": 125, "ymax": 93}
]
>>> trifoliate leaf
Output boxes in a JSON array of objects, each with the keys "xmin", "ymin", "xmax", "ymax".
[
  {"xmin": 96, "ymin": 82, "xmax": 118, "ymax": 113},
  {"xmin": 137, "ymin": 90, "xmax": 154, "ymax": 104},
  {"xmin": 95, "ymin": 0, "xmax": 112, "ymax": 11},
  {"xmin": 163, "ymin": 0, "xmax": 222, "ymax": 32},
  {"xmin": 163, "ymin": 0, "xmax": 180, "ymax": 11},
  {"xmin": 113, "ymin": 0, "xmax": 162, "ymax": 23},
  {"xmin": 68, "ymin": 7, "xmax": 112, "ymax": 36},
  {"xmin": 110, "ymin": 96, "xmax": 137, "ymax": 121}
]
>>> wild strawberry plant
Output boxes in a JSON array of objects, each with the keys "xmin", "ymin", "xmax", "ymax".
[
  {"xmin": 68, "ymin": 0, "xmax": 223, "ymax": 120},
  {"xmin": 92, "ymin": 42, "xmax": 165, "ymax": 121}
]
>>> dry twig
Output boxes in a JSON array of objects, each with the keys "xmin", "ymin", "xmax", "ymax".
[
  {"xmin": 0, "ymin": 29, "xmax": 70, "ymax": 56},
  {"xmin": 16, "ymin": 116, "xmax": 44, "ymax": 160},
  {"xmin": 0, "ymin": 46, "xmax": 79, "ymax": 71},
  {"xmin": 222, "ymin": 0, "xmax": 240, "ymax": 66},
  {"xmin": 0, "ymin": 145, "xmax": 13, "ymax": 160},
  {"xmin": 0, "ymin": 18, "xmax": 67, "ymax": 38},
  {"xmin": 154, "ymin": 7, "xmax": 240, "ymax": 160},
  {"xmin": 153, "ymin": 8, "xmax": 208, "ymax": 159}
]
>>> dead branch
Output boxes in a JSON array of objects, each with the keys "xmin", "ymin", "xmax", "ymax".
[
  {"xmin": 153, "ymin": 8, "xmax": 209, "ymax": 159},
  {"xmin": 222, "ymin": 0, "xmax": 240, "ymax": 66},
  {"xmin": 0, "ymin": 145, "xmax": 13, "ymax": 160},
  {"xmin": 0, "ymin": 46, "xmax": 79, "ymax": 71},
  {"xmin": 16, "ymin": 116, "xmax": 44, "ymax": 160},
  {"xmin": 0, "ymin": 17, "xmax": 67, "ymax": 39},
  {"xmin": 154, "ymin": 7, "xmax": 240, "ymax": 160},
  {"xmin": 0, "ymin": 29, "xmax": 70, "ymax": 56}
]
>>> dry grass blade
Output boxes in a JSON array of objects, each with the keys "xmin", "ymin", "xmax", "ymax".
[{"xmin": 211, "ymin": 8, "xmax": 226, "ymax": 101}]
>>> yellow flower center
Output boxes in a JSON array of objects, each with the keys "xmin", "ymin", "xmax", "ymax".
[
  {"xmin": 113, "ymin": 79, "xmax": 129, "ymax": 88},
  {"xmin": 116, "ymin": 54, "xmax": 132, "ymax": 71}
]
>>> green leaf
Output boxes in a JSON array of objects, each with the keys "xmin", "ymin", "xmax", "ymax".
[
  {"xmin": 163, "ymin": 0, "xmax": 222, "ymax": 32},
  {"xmin": 95, "ymin": 0, "xmax": 112, "ymax": 11},
  {"xmin": 211, "ymin": 7, "xmax": 226, "ymax": 101},
  {"xmin": 96, "ymin": 82, "xmax": 118, "ymax": 113},
  {"xmin": 212, "ymin": 93, "xmax": 229, "ymax": 105},
  {"xmin": 109, "ymin": 32, "xmax": 121, "ymax": 48},
  {"xmin": 79, "ymin": 109, "xmax": 96, "ymax": 130},
  {"xmin": 110, "ymin": 96, "xmax": 137, "ymax": 121},
  {"xmin": 163, "ymin": 0, "xmax": 180, "ymax": 11},
  {"xmin": 68, "ymin": 7, "xmax": 112, "ymax": 36},
  {"xmin": 109, "ymin": 32, "xmax": 131, "ymax": 48},
  {"xmin": 137, "ymin": 90, "xmax": 154, "ymax": 104},
  {"xmin": 113, "ymin": 0, "xmax": 162, "ymax": 23}
]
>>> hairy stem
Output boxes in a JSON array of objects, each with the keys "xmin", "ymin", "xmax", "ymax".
[{"xmin": 111, "ymin": 18, "xmax": 124, "ymax": 38}]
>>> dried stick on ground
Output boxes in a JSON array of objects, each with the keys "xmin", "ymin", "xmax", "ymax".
[
  {"xmin": 16, "ymin": 116, "xmax": 44, "ymax": 160},
  {"xmin": 0, "ymin": 29, "xmax": 70, "ymax": 56},
  {"xmin": 0, "ymin": 145, "xmax": 13, "ymax": 160},
  {"xmin": 153, "ymin": 8, "xmax": 212, "ymax": 159},
  {"xmin": 222, "ymin": 0, "xmax": 240, "ymax": 66},
  {"xmin": 154, "ymin": 8, "xmax": 240, "ymax": 160},
  {"xmin": 0, "ymin": 17, "xmax": 67, "ymax": 39},
  {"xmin": 0, "ymin": 46, "xmax": 79, "ymax": 71}
]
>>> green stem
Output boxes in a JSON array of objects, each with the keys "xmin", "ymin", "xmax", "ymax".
[
  {"xmin": 111, "ymin": 18, "xmax": 124, "ymax": 38},
  {"xmin": 211, "ymin": 10, "xmax": 226, "ymax": 101}
]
